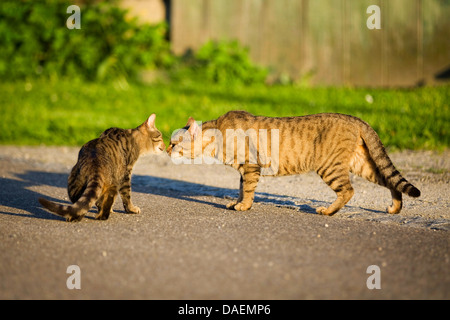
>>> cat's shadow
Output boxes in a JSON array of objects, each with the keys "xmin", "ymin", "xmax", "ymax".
[
  {"xmin": 1, "ymin": 171, "xmax": 117, "ymax": 221},
  {"xmin": 0, "ymin": 170, "xmax": 324, "ymax": 221},
  {"xmin": 0, "ymin": 171, "xmax": 68, "ymax": 221},
  {"xmin": 1, "ymin": 170, "xmax": 380, "ymax": 221},
  {"xmin": 131, "ymin": 175, "xmax": 321, "ymax": 213}
]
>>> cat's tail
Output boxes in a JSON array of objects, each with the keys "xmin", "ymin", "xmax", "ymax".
[
  {"xmin": 360, "ymin": 122, "xmax": 420, "ymax": 198},
  {"xmin": 38, "ymin": 177, "xmax": 102, "ymax": 221}
]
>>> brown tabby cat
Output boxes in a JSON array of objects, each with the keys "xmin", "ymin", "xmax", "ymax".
[
  {"xmin": 167, "ymin": 111, "xmax": 420, "ymax": 215},
  {"xmin": 39, "ymin": 114, "xmax": 165, "ymax": 222}
]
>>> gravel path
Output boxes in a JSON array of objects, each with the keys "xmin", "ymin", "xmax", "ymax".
[
  {"xmin": 139, "ymin": 149, "xmax": 450, "ymax": 231},
  {"xmin": 3, "ymin": 146, "xmax": 447, "ymax": 230},
  {"xmin": 0, "ymin": 146, "xmax": 448, "ymax": 299}
]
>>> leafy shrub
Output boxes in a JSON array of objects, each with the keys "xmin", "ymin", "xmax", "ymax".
[
  {"xmin": 195, "ymin": 40, "xmax": 267, "ymax": 85},
  {"xmin": 0, "ymin": 0, "xmax": 173, "ymax": 81},
  {"xmin": 0, "ymin": 1, "xmax": 266, "ymax": 85},
  {"xmin": 170, "ymin": 40, "xmax": 268, "ymax": 86}
]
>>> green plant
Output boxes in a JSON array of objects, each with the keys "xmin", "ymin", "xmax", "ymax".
[
  {"xmin": 0, "ymin": 0, "xmax": 173, "ymax": 81},
  {"xmin": 1, "ymin": 80, "xmax": 448, "ymax": 150},
  {"xmin": 172, "ymin": 40, "xmax": 268, "ymax": 86}
]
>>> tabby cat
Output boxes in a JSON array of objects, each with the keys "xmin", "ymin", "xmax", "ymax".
[
  {"xmin": 167, "ymin": 111, "xmax": 420, "ymax": 215},
  {"xmin": 39, "ymin": 114, "xmax": 165, "ymax": 222}
]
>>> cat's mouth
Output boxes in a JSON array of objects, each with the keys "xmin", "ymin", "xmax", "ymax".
[{"xmin": 155, "ymin": 144, "xmax": 166, "ymax": 154}]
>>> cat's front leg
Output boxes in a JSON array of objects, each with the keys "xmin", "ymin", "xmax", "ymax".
[
  {"xmin": 227, "ymin": 165, "xmax": 260, "ymax": 211},
  {"xmin": 119, "ymin": 177, "xmax": 141, "ymax": 214},
  {"xmin": 121, "ymin": 190, "xmax": 141, "ymax": 214}
]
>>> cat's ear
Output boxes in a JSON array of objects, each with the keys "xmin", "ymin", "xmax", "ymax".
[
  {"xmin": 188, "ymin": 120, "xmax": 200, "ymax": 139},
  {"xmin": 146, "ymin": 114, "xmax": 156, "ymax": 128},
  {"xmin": 186, "ymin": 117, "xmax": 195, "ymax": 127}
]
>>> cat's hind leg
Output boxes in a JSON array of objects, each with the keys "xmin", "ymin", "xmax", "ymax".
[
  {"xmin": 387, "ymin": 189, "xmax": 402, "ymax": 214},
  {"xmin": 317, "ymin": 166, "xmax": 354, "ymax": 216},
  {"xmin": 95, "ymin": 194, "xmax": 105, "ymax": 214},
  {"xmin": 226, "ymin": 175, "xmax": 244, "ymax": 209},
  {"xmin": 349, "ymin": 144, "xmax": 403, "ymax": 214},
  {"xmin": 96, "ymin": 187, "xmax": 117, "ymax": 220}
]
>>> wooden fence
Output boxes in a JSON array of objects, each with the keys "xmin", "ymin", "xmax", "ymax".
[{"xmin": 169, "ymin": 0, "xmax": 450, "ymax": 87}]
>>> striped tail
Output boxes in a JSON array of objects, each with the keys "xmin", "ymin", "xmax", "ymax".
[
  {"xmin": 360, "ymin": 122, "xmax": 421, "ymax": 198},
  {"xmin": 38, "ymin": 177, "xmax": 102, "ymax": 222}
]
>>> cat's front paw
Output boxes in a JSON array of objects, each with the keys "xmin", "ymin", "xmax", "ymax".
[
  {"xmin": 126, "ymin": 205, "xmax": 141, "ymax": 214},
  {"xmin": 233, "ymin": 202, "xmax": 252, "ymax": 211}
]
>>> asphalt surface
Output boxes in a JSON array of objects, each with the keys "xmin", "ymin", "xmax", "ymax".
[{"xmin": 0, "ymin": 146, "xmax": 448, "ymax": 299}]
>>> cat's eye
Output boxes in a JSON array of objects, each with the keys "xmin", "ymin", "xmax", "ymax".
[{"xmin": 151, "ymin": 134, "xmax": 162, "ymax": 142}]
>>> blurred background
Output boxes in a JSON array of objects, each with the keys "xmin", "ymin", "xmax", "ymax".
[
  {"xmin": 0, "ymin": 0, "xmax": 448, "ymax": 149},
  {"xmin": 160, "ymin": 0, "xmax": 450, "ymax": 87}
]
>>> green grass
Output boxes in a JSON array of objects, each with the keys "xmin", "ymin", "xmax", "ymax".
[{"xmin": 0, "ymin": 79, "xmax": 448, "ymax": 150}]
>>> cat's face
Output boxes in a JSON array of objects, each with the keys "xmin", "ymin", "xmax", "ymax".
[
  {"xmin": 167, "ymin": 117, "xmax": 203, "ymax": 159},
  {"xmin": 137, "ymin": 114, "xmax": 166, "ymax": 155}
]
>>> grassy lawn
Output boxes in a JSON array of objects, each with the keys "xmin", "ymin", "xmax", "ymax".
[{"xmin": 0, "ymin": 79, "xmax": 448, "ymax": 150}]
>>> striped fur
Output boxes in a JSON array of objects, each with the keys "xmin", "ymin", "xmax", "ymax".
[
  {"xmin": 39, "ymin": 114, "xmax": 165, "ymax": 222},
  {"xmin": 169, "ymin": 111, "xmax": 420, "ymax": 215}
]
